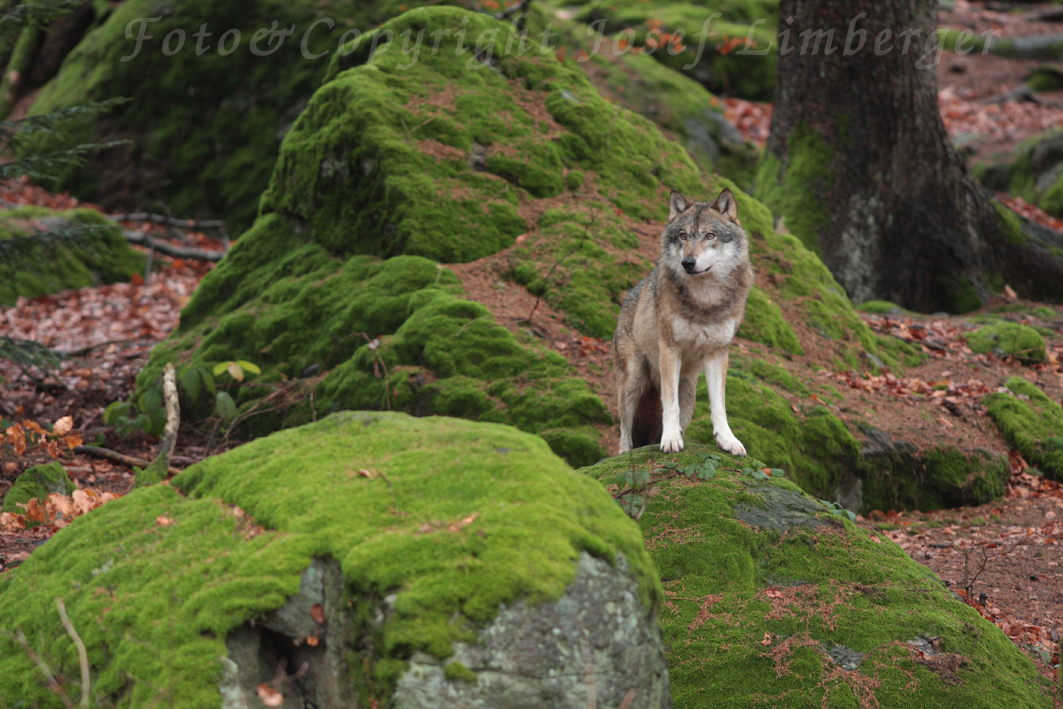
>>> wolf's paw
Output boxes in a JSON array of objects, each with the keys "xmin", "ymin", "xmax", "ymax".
[
  {"xmin": 715, "ymin": 433, "xmax": 746, "ymax": 457},
  {"xmin": 660, "ymin": 432, "xmax": 685, "ymax": 454}
]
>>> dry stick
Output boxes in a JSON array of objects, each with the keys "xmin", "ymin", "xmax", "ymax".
[
  {"xmin": 55, "ymin": 599, "xmax": 90, "ymax": 709},
  {"xmin": 153, "ymin": 363, "xmax": 180, "ymax": 469},
  {"xmin": 604, "ymin": 105, "xmax": 621, "ymax": 150},
  {"xmin": 111, "ymin": 212, "xmax": 227, "ymax": 230},
  {"xmin": 617, "ymin": 689, "xmax": 638, "ymax": 709},
  {"xmin": 72, "ymin": 446, "xmax": 181, "ymax": 476},
  {"xmin": 11, "ymin": 628, "xmax": 74, "ymax": 709},
  {"xmin": 122, "ymin": 230, "xmax": 225, "ymax": 262}
]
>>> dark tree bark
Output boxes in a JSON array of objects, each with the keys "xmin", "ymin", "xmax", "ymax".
[{"xmin": 755, "ymin": 0, "xmax": 1063, "ymax": 312}]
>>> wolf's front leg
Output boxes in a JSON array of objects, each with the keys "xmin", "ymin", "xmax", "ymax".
[
  {"xmin": 658, "ymin": 344, "xmax": 684, "ymax": 453},
  {"xmin": 705, "ymin": 350, "xmax": 746, "ymax": 456}
]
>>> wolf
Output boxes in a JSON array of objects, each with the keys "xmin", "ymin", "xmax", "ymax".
[{"xmin": 612, "ymin": 187, "xmax": 753, "ymax": 456}]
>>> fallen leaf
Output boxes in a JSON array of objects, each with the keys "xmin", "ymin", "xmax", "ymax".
[
  {"xmin": 311, "ymin": 603, "xmax": 326, "ymax": 624},
  {"xmin": 760, "ymin": 631, "xmax": 772, "ymax": 646},
  {"xmin": 156, "ymin": 516, "xmax": 174, "ymax": 526},
  {"xmin": 256, "ymin": 684, "xmax": 284, "ymax": 708},
  {"xmin": 306, "ymin": 635, "xmax": 320, "ymax": 647},
  {"xmin": 53, "ymin": 415, "xmax": 73, "ymax": 436}
]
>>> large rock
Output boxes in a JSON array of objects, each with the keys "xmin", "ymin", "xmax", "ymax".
[
  {"xmin": 0, "ymin": 206, "xmax": 143, "ymax": 305},
  {"xmin": 0, "ymin": 413, "xmax": 667, "ymax": 708},
  {"xmin": 582, "ymin": 446, "xmax": 1054, "ymax": 708}
]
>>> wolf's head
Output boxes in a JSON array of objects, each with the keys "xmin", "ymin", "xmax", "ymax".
[{"xmin": 660, "ymin": 188, "xmax": 748, "ymax": 278}]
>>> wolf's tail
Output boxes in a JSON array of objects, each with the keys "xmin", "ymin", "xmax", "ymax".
[{"xmin": 630, "ymin": 385, "xmax": 662, "ymax": 449}]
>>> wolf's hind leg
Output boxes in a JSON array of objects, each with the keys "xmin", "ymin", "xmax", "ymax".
[
  {"xmin": 705, "ymin": 350, "xmax": 746, "ymax": 457},
  {"xmin": 617, "ymin": 359, "xmax": 649, "ymax": 454},
  {"xmin": 679, "ymin": 374, "xmax": 698, "ymax": 432}
]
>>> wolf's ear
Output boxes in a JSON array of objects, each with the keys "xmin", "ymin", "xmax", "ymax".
[
  {"xmin": 669, "ymin": 189, "xmax": 691, "ymax": 222},
  {"xmin": 710, "ymin": 188, "xmax": 738, "ymax": 222}
]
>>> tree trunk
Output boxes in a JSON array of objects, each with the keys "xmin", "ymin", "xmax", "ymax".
[{"xmin": 755, "ymin": 0, "xmax": 1063, "ymax": 313}]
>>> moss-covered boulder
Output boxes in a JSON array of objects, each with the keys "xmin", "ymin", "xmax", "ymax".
[
  {"xmin": 986, "ymin": 377, "xmax": 1063, "ymax": 481},
  {"xmin": 582, "ymin": 446, "xmax": 1053, "ymax": 708},
  {"xmin": 0, "ymin": 412, "xmax": 668, "ymax": 708},
  {"xmin": 966, "ymin": 321, "xmax": 1047, "ymax": 361},
  {"xmin": 0, "ymin": 462, "xmax": 75, "ymax": 517},
  {"xmin": 29, "ymin": 0, "xmax": 390, "ymax": 231},
  {"xmin": 0, "ymin": 206, "xmax": 143, "ymax": 305},
  {"xmin": 975, "ymin": 128, "xmax": 1063, "ymax": 219}
]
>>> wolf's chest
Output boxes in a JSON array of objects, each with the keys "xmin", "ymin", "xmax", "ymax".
[{"xmin": 673, "ymin": 316, "xmax": 737, "ymax": 354}]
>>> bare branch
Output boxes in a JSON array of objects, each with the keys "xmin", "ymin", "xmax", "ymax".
[{"xmin": 55, "ymin": 598, "xmax": 90, "ymax": 709}]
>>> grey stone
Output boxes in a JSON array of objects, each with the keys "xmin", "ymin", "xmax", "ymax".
[
  {"xmin": 392, "ymin": 552, "xmax": 670, "ymax": 709},
  {"xmin": 734, "ymin": 483, "xmax": 831, "ymax": 532}
]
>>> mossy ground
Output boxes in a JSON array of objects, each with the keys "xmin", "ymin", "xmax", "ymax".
[
  {"xmin": 966, "ymin": 321, "xmax": 1048, "ymax": 361},
  {"xmin": 986, "ymin": 377, "xmax": 1063, "ymax": 481},
  {"xmin": 0, "ymin": 207, "xmax": 143, "ymax": 305},
  {"xmin": 580, "ymin": 446, "xmax": 1053, "ymax": 709},
  {"xmin": 0, "ymin": 413, "xmax": 657, "ymax": 708}
]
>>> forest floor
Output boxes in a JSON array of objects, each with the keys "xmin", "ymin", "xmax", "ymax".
[{"xmin": 2, "ymin": 0, "xmax": 1063, "ymax": 694}]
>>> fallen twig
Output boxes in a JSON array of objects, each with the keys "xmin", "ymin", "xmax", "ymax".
[
  {"xmin": 55, "ymin": 598, "xmax": 90, "ymax": 709},
  {"xmin": 73, "ymin": 446, "xmax": 181, "ymax": 476},
  {"xmin": 123, "ymin": 230, "xmax": 225, "ymax": 262}
]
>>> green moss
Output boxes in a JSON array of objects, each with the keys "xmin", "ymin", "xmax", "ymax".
[
  {"xmin": 580, "ymin": 446, "xmax": 1051, "ymax": 708},
  {"xmin": 966, "ymin": 322, "xmax": 1047, "ymax": 361},
  {"xmin": 737, "ymin": 287, "xmax": 804, "ymax": 355},
  {"xmin": 856, "ymin": 300, "xmax": 904, "ymax": 315},
  {"xmin": 860, "ymin": 441, "xmax": 1008, "ymax": 513},
  {"xmin": 1, "ymin": 463, "xmax": 75, "ymax": 520},
  {"xmin": 986, "ymin": 377, "xmax": 1063, "ymax": 481},
  {"xmin": 565, "ymin": 170, "xmax": 584, "ymax": 191},
  {"xmin": 0, "ymin": 207, "xmax": 144, "ymax": 305},
  {"xmin": 684, "ymin": 373, "xmax": 858, "ymax": 500},
  {"xmin": 753, "ymin": 123, "xmax": 834, "ymax": 256},
  {"xmin": 976, "ymin": 129, "xmax": 1063, "ymax": 219},
  {"xmin": 444, "ymin": 661, "xmax": 478, "ymax": 684},
  {"xmin": 0, "ymin": 413, "xmax": 658, "ymax": 707}
]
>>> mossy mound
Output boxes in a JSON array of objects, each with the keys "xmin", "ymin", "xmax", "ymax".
[
  {"xmin": 0, "ymin": 462, "xmax": 75, "ymax": 518},
  {"xmin": 271, "ymin": 7, "xmax": 710, "ymax": 262},
  {"xmin": 571, "ymin": 43, "xmax": 760, "ymax": 186},
  {"xmin": 137, "ymin": 215, "xmax": 609, "ymax": 466},
  {"xmin": 966, "ymin": 321, "xmax": 1047, "ymax": 361},
  {"xmin": 0, "ymin": 412, "xmax": 659, "ymax": 707},
  {"xmin": 858, "ymin": 427, "xmax": 1009, "ymax": 512},
  {"xmin": 0, "ymin": 206, "xmax": 143, "ymax": 305},
  {"xmin": 557, "ymin": 0, "xmax": 779, "ymax": 100},
  {"xmin": 581, "ymin": 446, "xmax": 1053, "ymax": 709},
  {"xmin": 28, "ymin": 0, "xmax": 389, "ymax": 231},
  {"xmin": 974, "ymin": 128, "xmax": 1063, "ymax": 219},
  {"xmin": 985, "ymin": 377, "xmax": 1063, "ymax": 481}
]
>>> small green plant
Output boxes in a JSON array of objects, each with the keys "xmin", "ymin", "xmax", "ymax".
[
  {"xmin": 104, "ymin": 361, "xmax": 260, "ymax": 436},
  {"xmin": 741, "ymin": 466, "xmax": 786, "ymax": 482},
  {"xmin": 815, "ymin": 498, "xmax": 857, "ymax": 523},
  {"xmin": 615, "ymin": 467, "xmax": 651, "ymax": 520}
]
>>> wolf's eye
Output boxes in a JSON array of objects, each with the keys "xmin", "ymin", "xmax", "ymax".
[
  {"xmin": 678, "ymin": 231, "xmax": 688, "ymax": 241},
  {"xmin": 705, "ymin": 232, "xmax": 716, "ymax": 241}
]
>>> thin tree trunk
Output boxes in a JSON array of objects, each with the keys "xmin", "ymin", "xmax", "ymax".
[{"xmin": 756, "ymin": 0, "xmax": 1063, "ymax": 312}]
